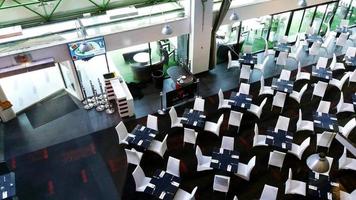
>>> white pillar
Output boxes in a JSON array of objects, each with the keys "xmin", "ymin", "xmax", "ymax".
[
  {"xmin": 189, "ymin": 0, "xmax": 214, "ymax": 74},
  {"xmin": 0, "ymin": 86, "xmax": 16, "ymax": 122}
]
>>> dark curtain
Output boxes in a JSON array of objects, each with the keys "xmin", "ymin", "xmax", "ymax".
[{"xmin": 209, "ymin": 0, "xmax": 232, "ymax": 69}]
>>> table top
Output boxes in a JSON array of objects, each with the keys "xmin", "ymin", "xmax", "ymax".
[
  {"xmin": 313, "ymin": 112, "xmax": 339, "ymax": 132},
  {"xmin": 308, "ymin": 171, "xmax": 338, "ymax": 200},
  {"xmin": 271, "ymin": 78, "xmax": 294, "ymax": 94},
  {"xmin": 238, "ymin": 53, "xmax": 258, "ymax": 66},
  {"xmin": 312, "ymin": 66, "xmax": 332, "ymax": 81},
  {"xmin": 335, "ymin": 27, "xmax": 349, "ymax": 33},
  {"xmin": 265, "ymin": 129, "xmax": 293, "ymax": 150},
  {"xmin": 144, "ymin": 169, "xmax": 181, "ymax": 200},
  {"xmin": 210, "ymin": 147, "xmax": 240, "ymax": 173},
  {"xmin": 228, "ymin": 92, "xmax": 253, "ymax": 110},
  {"xmin": 166, "ymin": 66, "xmax": 194, "ymax": 86},
  {"xmin": 181, "ymin": 108, "xmax": 206, "ymax": 129},
  {"xmin": 133, "ymin": 52, "xmax": 150, "ymax": 63},
  {"xmin": 345, "ymin": 56, "xmax": 356, "ymax": 67},
  {"xmin": 273, "ymin": 43, "xmax": 291, "ymax": 52},
  {"xmin": 127, "ymin": 124, "xmax": 158, "ymax": 150},
  {"xmin": 0, "ymin": 172, "xmax": 15, "ymax": 200},
  {"xmin": 306, "ymin": 34, "xmax": 323, "ymax": 43}
]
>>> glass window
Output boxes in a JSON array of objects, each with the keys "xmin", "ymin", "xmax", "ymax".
[
  {"xmin": 75, "ymin": 55, "xmax": 109, "ymax": 97},
  {"xmin": 320, "ymin": 3, "xmax": 337, "ymax": 35},
  {"xmin": 108, "ymin": 36, "xmax": 183, "ymax": 83},
  {"xmin": 312, "ymin": 5, "xmax": 328, "ymax": 33},
  {"xmin": 299, "ymin": 7, "xmax": 316, "ymax": 33},
  {"xmin": 288, "ymin": 10, "xmax": 304, "ymax": 42},
  {"xmin": 269, "ymin": 12, "xmax": 291, "ymax": 43},
  {"xmin": 331, "ymin": 1, "xmax": 351, "ymax": 30},
  {"xmin": 241, "ymin": 16, "xmax": 271, "ymax": 53},
  {"xmin": 350, "ymin": 7, "xmax": 356, "ymax": 25},
  {"xmin": 0, "ymin": 66, "xmax": 65, "ymax": 112}
]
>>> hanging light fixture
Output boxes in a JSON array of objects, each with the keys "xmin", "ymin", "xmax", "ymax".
[
  {"xmin": 78, "ymin": 42, "xmax": 94, "ymax": 53},
  {"xmin": 306, "ymin": 152, "xmax": 330, "ymax": 173},
  {"xmin": 298, "ymin": 0, "xmax": 307, "ymax": 7},
  {"xmin": 230, "ymin": 11, "xmax": 240, "ymax": 21},
  {"xmin": 75, "ymin": 18, "xmax": 94, "ymax": 53},
  {"xmin": 161, "ymin": 24, "xmax": 173, "ymax": 35}
]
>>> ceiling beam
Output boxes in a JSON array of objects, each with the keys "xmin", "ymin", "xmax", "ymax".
[
  {"xmin": 12, "ymin": 0, "xmax": 47, "ymax": 20},
  {"xmin": 46, "ymin": 0, "xmax": 64, "ymax": 20},
  {"xmin": 0, "ymin": 0, "xmax": 42, "ymax": 10}
]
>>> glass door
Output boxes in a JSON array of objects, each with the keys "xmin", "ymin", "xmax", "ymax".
[
  {"xmin": 269, "ymin": 12, "xmax": 291, "ymax": 44},
  {"xmin": 288, "ymin": 10, "xmax": 304, "ymax": 42},
  {"xmin": 74, "ymin": 55, "xmax": 109, "ymax": 97},
  {"xmin": 299, "ymin": 7, "xmax": 317, "ymax": 33}
]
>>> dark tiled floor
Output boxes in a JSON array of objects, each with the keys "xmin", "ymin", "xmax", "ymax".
[{"xmin": 1, "ymin": 36, "xmax": 355, "ymax": 199}]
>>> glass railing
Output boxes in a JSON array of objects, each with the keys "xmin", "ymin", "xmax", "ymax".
[{"xmin": 0, "ymin": 2, "xmax": 185, "ymax": 57}]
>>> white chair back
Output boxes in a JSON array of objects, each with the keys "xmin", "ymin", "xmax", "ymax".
[
  {"xmin": 217, "ymin": 114, "xmax": 224, "ymax": 126},
  {"xmin": 243, "ymin": 45, "xmax": 253, "ymax": 54},
  {"xmin": 247, "ymin": 156, "xmax": 256, "ymax": 169},
  {"xmin": 167, "ymin": 156, "xmax": 180, "ymax": 177},
  {"xmin": 260, "ymin": 184, "xmax": 278, "ymax": 200},
  {"xmin": 195, "ymin": 145, "xmax": 204, "ymax": 163},
  {"xmin": 313, "ymin": 81, "xmax": 328, "ymax": 98},
  {"xmin": 345, "ymin": 47, "xmax": 356, "ymax": 57},
  {"xmin": 239, "ymin": 83, "xmax": 250, "ymax": 94},
  {"xmin": 341, "ymin": 118, "xmax": 356, "ymax": 138},
  {"xmin": 125, "ymin": 148, "xmax": 142, "ymax": 165},
  {"xmin": 340, "ymin": 19, "xmax": 349, "ymax": 28},
  {"xmin": 240, "ymin": 64, "xmax": 251, "ymax": 81},
  {"xmin": 264, "ymin": 38, "xmax": 269, "ymax": 57},
  {"xmin": 227, "ymin": 50, "xmax": 232, "ymax": 69},
  {"xmin": 276, "ymin": 52, "xmax": 288, "ymax": 66},
  {"xmin": 275, "ymin": 115, "xmax": 290, "ymax": 131},
  {"xmin": 132, "ymin": 165, "xmax": 148, "ymax": 191},
  {"xmin": 317, "ymin": 100, "xmax": 331, "ymax": 113},
  {"xmin": 213, "ymin": 175, "xmax": 230, "ymax": 193},
  {"xmin": 193, "ymin": 97, "xmax": 205, "ymax": 112},
  {"xmin": 309, "ymin": 41, "xmax": 321, "ymax": 56},
  {"xmin": 279, "ymin": 35, "xmax": 288, "ymax": 44},
  {"xmin": 336, "ymin": 33, "xmax": 349, "ymax": 47},
  {"xmin": 350, "ymin": 70, "xmax": 356, "ymax": 83},
  {"xmin": 316, "ymin": 57, "xmax": 328, "ymax": 69},
  {"xmin": 272, "ymin": 91, "xmax": 286, "ymax": 109},
  {"xmin": 183, "ymin": 128, "xmax": 197, "ymax": 145},
  {"xmin": 169, "ymin": 106, "xmax": 179, "ymax": 127},
  {"xmin": 147, "ymin": 114, "xmax": 158, "ymax": 131},
  {"xmin": 115, "ymin": 121, "xmax": 128, "ymax": 143},
  {"xmin": 306, "ymin": 26, "xmax": 314, "ymax": 35},
  {"xmin": 221, "ymin": 136, "xmax": 234, "ymax": 151},
  {"xmin": 280, "ymin": 69, "xmax": 291, "ymax": 81},
  {"xmin": 330, "ymin": 54, "xmax": 337, "ymax": 70}
]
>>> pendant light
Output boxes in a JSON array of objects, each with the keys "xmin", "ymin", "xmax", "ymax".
[
  {"xmin": 76, "ymin": 18, "xmax": 94, "ymax": 53},
  {"xmin": 298, "ymin": 0, "xmax": 307, "ymax": 7},
  {"xmin": 230, "ymin": 11, "xmax": 240, "ymax": 21},
  {"xmin": 306, "ymin": 152, "xmax": 330, "ymax": 173},
  {"xmin": 162, "ymin": 24, "xmax": 173, "ymax": 35}
]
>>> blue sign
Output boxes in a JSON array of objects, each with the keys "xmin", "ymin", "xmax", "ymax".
[{"xmin": 68, "ymin": 37, "xmax": 106, "ymax": 61}]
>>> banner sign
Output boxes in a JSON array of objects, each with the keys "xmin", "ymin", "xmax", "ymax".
[{"xmin": 68, "ymin": 37, "xmax": 106, "ymax": 61}]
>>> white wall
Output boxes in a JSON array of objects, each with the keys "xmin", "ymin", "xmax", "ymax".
[
  {"xmin": 105, "ymin": 18, "xmax": 190, "ymax": 51},
  {"xmin": 0, "ymin": 44, "xmax": 71, "ymax": 68}
]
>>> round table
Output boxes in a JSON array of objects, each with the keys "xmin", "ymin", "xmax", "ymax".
[{"xmin": 133, "ymin": 52, "xmax": 150, "ymax": 63}]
